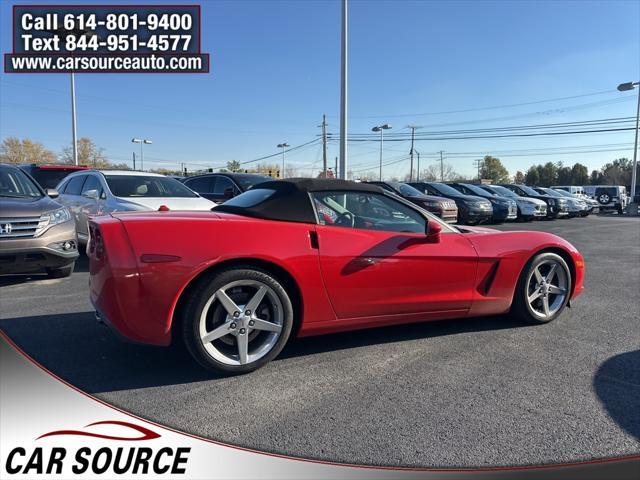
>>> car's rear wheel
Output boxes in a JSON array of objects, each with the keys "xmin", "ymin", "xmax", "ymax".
[
  {"xmin": 511, "ymin": 252, "xmax": 571, "ymax": 324},
  {"xmin": 182, "ymin": 268, "xmax": 294, "ymax": 375},
  {"xmin": 46, "ymin": 263, "xmax": 74, "ymax": 278}
]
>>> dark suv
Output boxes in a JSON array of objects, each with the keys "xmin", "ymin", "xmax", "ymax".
[
  {"xmin": 408, "ymin": 181, "xmax": 493, "ymax": 225},
  {"xmin": 183, "ymin": 172, "xmax": 272, "ymax": 204},
  {"xmin": 448, "ymin": 183, "xmax": 518, "ymax": 223},
  {"xmin": 19, "ymin": 164, "xmax": 89, "ymax": 190},
  {"xmin": 0, "ymin": 164, "xmax": 78, "ymax": 277}
]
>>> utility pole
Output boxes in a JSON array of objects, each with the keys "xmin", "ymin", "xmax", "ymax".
[
  {"xmin": 439, "ymin": 150, "xmax": 444, "ymax": 182},
  {"xmin": 339, "ymin": 0, "xmax": 348, "ymax": 179},
  {"xmin": 277, "ymin": 143, "xmax": 290, "ymax": 178},
  {"xmin": 473, "ymin": 159, "xmax": 483, "ymax": 181},
  {"xmin": 407, "ymin": 125, "xmax": 418, "ymax": 181},
  {"xmin": 320, "ymin": 114, "xmax": 328, "ymax": 178}
]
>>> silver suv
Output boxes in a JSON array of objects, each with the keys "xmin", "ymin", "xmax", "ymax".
[{"xmin": 0, "ymin": 164, "xmax": 78, "ymax": 278}]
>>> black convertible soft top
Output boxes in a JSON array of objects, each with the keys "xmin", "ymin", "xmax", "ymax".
[{"xmin": 215, "ymin": 178, "xmax": 385, "ymax": 224}]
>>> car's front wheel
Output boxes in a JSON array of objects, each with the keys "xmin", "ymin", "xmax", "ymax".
[
  {"xmin": 511, "ymin": 252, "xmax": 571, "ymax": 324},
  {"xmin": 182, "ymin": 268, "xmax": 294, "ymax": 375}
]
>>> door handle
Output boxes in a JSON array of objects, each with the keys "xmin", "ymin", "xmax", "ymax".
[{"xmin": 358, "ymin": 257, "xmax": 379, "ymax": 265}]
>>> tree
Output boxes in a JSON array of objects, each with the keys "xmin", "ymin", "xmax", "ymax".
[
  {"xmin": 590, "ymin": 169, "xmax": 603, "ymax": 185},
  {"xmin": 61, "ymin": 137, "xmax": 109, "ymax": 168},
  {"xmin": 570, "ymin": 163, "xmax": 589, "ymax": 185},
  {"xmin": 556, "ymin": 163, "xmax": 573, "ymax": 185},
  {"xmin": 524, "ymin": 166, "xmax": 540, "ymax": 185},
  {"xmin": 226, "ymin": 160, "xmax": 241, "ymax": 172},
  {"xmin": 538, "ymin": 162, "xmax": 558, "ymax": 186},
  {"xmin": 420, "ymin": 163, "xmax": 459, "ymax": 182},
  {"xmin": 514, "ymin": 171, "xmax": 525, "ymax": 183},
  {"xmin": 479, "ymin": 156, "xmax": 510, "ymax": 183},
  {"xmin": 598, "ymin": 157, "xmax": 636, "ymax": 186},
  {"xmin": 0, "ymin": 137, "xmax": 57, "ymax": 164},
  {"xmin": 247, "ymin": 163, "xmax": 280, "ymax": 177}
]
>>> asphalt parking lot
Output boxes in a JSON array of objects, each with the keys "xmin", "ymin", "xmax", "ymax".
[{"xmin": 1, "ymin": 214, "xmax": 639, "ymax": 468}]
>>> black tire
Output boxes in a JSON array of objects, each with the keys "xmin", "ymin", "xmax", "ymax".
[
  {"xmin": 616, "ymin": 204, "xmax": 623, "ymax": 215},
  {"xmin": 510, "ymin": 252, "xmax": 571, "ymax": 325},
  {"xmin": 181, "ymin": 267, "xmax": 294, "ymax": 375},
  {"xmin": 597, "ymin": 193, "xmax": 610, "ymax": 205},
  {"xmin": 46, "ymin": 263, "xmax": 74, "ymax": 278}
]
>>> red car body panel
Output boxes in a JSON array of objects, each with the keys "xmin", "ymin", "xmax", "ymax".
[{"xmin": 89, "ymin": 212, "xmax": 584, "ymax": 347}]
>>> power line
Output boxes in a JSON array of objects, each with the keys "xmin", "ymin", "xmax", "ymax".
[
  {"xmin": 327, "ymin": 89, "xmax": 620, "ymax": 119},
  {"xmin": 335, "ymin": 116, "xmax": 636, "ymax": 139}
]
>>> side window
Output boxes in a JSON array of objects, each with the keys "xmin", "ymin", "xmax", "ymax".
[
  {"xmin": 213, "ymin": 176, "xmax": 236, "ymax": 195},
  {"xmin": 65, "ymin": 175, "xmax": 86, "ymax": 195},
  {"xmin": 186, "ymin": 176, "xmax": 213, "ymax": 193},
  {"xmin": 57, "ymin": 179, "xmax": 69, "ymax": 193},
  {"xmin": 81, "ymin": 175, "xmax": 102, "ymax": 197},
  {"xmin": 311, "ymin": 191, "xmax": 426, "ymax": 234}
]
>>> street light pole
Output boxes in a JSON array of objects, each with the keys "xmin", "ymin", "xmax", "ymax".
[
  {"xmin": 70, "ymin": 72, "xmax": 78, "ymax": 165},
  {"xmin": 372, "ymin": 124, "xmax": 392, "ymax": 180},
  {"xmin": 617, "ymin": 81, "xmax": 640, "ymax": 205},
  {"xmin": 277, "ymin": 143, "xmax": 290, "ymax": 178},
  {"xmin": 415, "ymin": 150, "xmax": 420, "ymax": 181},
  {"xmin": 131, "ymin": 138, "xmax": 152, "ymax": 171},
  {"xmin": 339, "ymin": 0, "xmax": 348, "ymax": 179}
]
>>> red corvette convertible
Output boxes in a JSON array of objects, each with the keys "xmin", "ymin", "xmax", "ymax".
[{"xmin": 89, "ymin": 179, "xmax": 584, "ymax": 374}]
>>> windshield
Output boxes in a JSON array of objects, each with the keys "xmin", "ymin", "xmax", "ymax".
[
  {"xmin": 551, "ymin": 188, "xmax": 573, "ymax": 197},
  {"xmin": 0, "ymin": 166, "xmax": 43, "ymax": 198},
  {"xmin": 519, "ymin": 185, "xmax": 540, "ymax": 196},
  {"xmin": 461, "ymin": 184, "xmax": 490, "ymax": 196},
  {"xmin": 234, "ymin": 174, "xmax": 271, "ymax": 191},
  {"xmin": 29, "ymin": 168, "xmax": 81, "ymax": 190},
  {"xmin": 486, "ymin": 185, "xmax": 517, "ymax": 198},
  {"xmin": 429, "ymin": 182, "xmax": 462, "ymax": 196},
  {"xmin": 397, "ymin": 183, "xmax": 425, "ymax": 197},
  {"xmin": 105, "ymin": 175, "xmax": 199, "ymax": 198}
]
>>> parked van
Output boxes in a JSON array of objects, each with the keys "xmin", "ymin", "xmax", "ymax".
[{"xmin": 551, "ymin": 185, "xmax": 587, "ymax": 197}]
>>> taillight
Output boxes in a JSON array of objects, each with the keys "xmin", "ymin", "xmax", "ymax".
[{"xmin": 89, "ymin": 225, "xmax": 105, "ymax": 260}]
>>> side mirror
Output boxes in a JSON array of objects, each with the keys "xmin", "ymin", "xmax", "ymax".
[
  {"xmin": 82, "ymin": 189, "xmax": 99, "ymax": 200},
  {"xmin": 45, "ymin": 188, "xmax": 59, "ymax": 199},
  {"xmin": 425, "ymin": 220, "xmax": 442, "ymax": 243},
  {"xmin": 223, "ymin": 187, "xmax": 235, "ymax": 199}
]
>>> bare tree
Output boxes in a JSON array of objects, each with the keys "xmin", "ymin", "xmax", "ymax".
[
  {"xmin": 0, "ymin": 137, "xmax": 57, "ymax": 164},
  {"xmin": 61, "ymin": 137, "xmax": 109, "ymax": 168}
]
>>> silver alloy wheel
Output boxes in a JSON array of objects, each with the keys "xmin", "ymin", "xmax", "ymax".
[
  {"xmin": 526, "ymin": 259, "xmax": 569, "ymax": 320},
  {"xmin": 198, "ymin": 280, "xmax": 284, "ymax": 366}
]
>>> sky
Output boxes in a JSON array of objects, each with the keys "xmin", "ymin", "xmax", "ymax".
[{"xmin": 1, "ymin": 0, "xmax": 639, "ymax": 179}]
